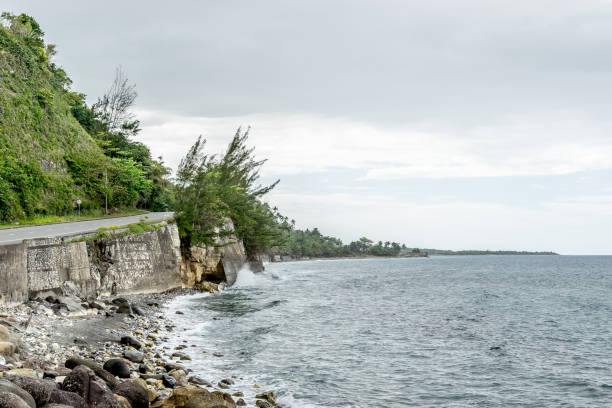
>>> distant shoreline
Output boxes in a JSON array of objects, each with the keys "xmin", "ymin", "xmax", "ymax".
[{"xmin": 268, "ymin": 251, "xmax": 558, "ymax": 263}]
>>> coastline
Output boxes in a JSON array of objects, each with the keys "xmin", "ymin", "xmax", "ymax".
[{"xmin": 0, "ymin": 288, "xmax": 276, "ymax": 408}]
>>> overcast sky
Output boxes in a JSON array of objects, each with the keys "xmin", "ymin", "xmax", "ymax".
[{"xmin": 6, "ymin": 0, "xmax": 612, "ymax": 254}]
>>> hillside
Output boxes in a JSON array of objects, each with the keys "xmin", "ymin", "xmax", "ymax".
[
  {"xmin": 0, "ymin": 13, "xmax": 172, "ymax": 221},
  {"xmin": 0, "ymin": 14, "xmax": 107, "ymax": 220}
]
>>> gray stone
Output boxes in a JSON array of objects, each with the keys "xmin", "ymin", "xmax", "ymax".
[
  {"xmin": 47, "ymin": 390, "xmax": 86, "ymax": 408},
  {"xmin": 0, "ymin": 391, "xmax": 31, "ymax": 408},
  {"xmin": 5, "ymin": 375, "xmax": 57, "ymax": 408},
  {"xmin": 123, "ymin": 350, "xmax": 143, "ymax": 363},
  {"xmin": 102, "ymin": 359, "xmax": 130, "ymax": 379},
  {"xmin": 114, "ymin": 382, "xmax": 149, "ymax": 408},
  {"xmin": 0, "ymin": 381, "xmax": 35, "ymax": 408},
  {"xmin": 62, "ymin": 366, "xmax": 119, "ymax": 408},
  {"xmin": 119, "ymin": 336, "xmax": 141, "ymax": 350},
  {"xmin": 64, "ymin": 357, "xmax": 118, "ymax": 390}
]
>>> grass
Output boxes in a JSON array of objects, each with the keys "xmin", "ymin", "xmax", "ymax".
[
  {"xmin": 0, "ymin": 209, "xmax": 149, "ymax": 230},
  {"xmin": 70, "ymin": 218, "xmax": 167, "ymax": 243}
]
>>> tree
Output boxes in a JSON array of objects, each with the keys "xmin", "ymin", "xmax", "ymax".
[{"xmin": 93, "ymin": 67, "xmax": 139, "ymax": 136}]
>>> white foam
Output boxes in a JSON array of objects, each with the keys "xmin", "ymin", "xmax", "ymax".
[{"xmin": 233, "ymin": 265, "xmax": 260, "ymax": 287}]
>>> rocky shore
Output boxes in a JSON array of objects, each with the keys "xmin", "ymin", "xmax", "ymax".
[{"xmin": 0, "ymin": 290, "xmax": 280, "ymax": 408}]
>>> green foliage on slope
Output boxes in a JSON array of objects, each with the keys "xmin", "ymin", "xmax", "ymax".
[
  {"xmin": 0, "ymin": 13, "xmax": 108, "ymax": 219},
  {"xmin": 0, "ymin": 13, "xmax": 173, "ymax": 221}
]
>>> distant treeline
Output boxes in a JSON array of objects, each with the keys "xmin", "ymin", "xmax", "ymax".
[
  {"xmin": 418, "ymin": 249, "xmax": 558, "ymax": 256},
  {"xmin": 272, "ymin": 227, "xmax": 409, "ymax": 258}
]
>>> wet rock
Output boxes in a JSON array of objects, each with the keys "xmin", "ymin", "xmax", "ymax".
[
  {"xmin": 163, "ymin": 363, "xmax": 184, "ymax": 373},
  {"xmin": 42, "ymin": 404, "xmax": 77, "ymax": 408},
  {"xmin": 120, "ymin": 336, "xmax": 142, "ymax": 350},
  {"xmin": 114, "ymin": 381, "xmax": 150, "ymax": 408},
  {"xmin": 123, "ymin": 350, "xmax": 144, "ymax": 363},
  {"xmin": 65, "ymin": 357, "xmax": 118, "ymax": 389},
  {"xmin": 62, "ymin": 366, "xmax": 120, "ymax": 408},
  {"xmin": 167, "ymin": 371, "xmax": 186, "ymax": 387},
  {"xmin": 112, "ymin": 299, "xmax": 131, "ymax": 315},
  {"xmin": 161, "ymin": 375, "xmax": 175, "ymax": 389},
  {"xmin": 48, "ymin": 390, "xmax": 86, "ymax": 408},
  {"xmin": 255, "ymin": 401, "xmax": 272, "ymax": 408},
  {"xmin": 57, "ymin": 297, "xmax": 85, "ymax": 314},
  {"xmin": 128, "ymin": 379, "xmax": 157, "ymax": 404},
  {"xmin": 113, "ymin": 394, "xmax": 131, "ymax": 408},
  {"xmin": 255, "ymin": 391, "xmax": 277, "ymax": 405},
  {"xmin": 5, "ymin": 375, "xmax": 57, "ymax": 408},
  {"xmin": 174, "ymin": 311, "xmax": 183, "ymax": 315},
  {"xmin": 88, "ymin": 302, "xmax": 105, "ymax": 311},
  {"xmin": 236, "ymin": 398, "xmax": 246, "ymax": 406},
  {"xmin": 138, "ymin": 364, "xmax": 150, "ymax": 374},
  {"xmin": 131, "ymin": 305, "xmax": 146, "ymax": 316},
  {"xmin": 150, "ymin": 386, "xmax": 235, "ymax": 408},
  {"xmin": 187, "ymin": 377, "xmax": 212, "ymax": 387},
  {"xmin": 102, "ymin": 359, "xmax": 130, "ymax": 379},
  {"xmin": 3, "ymin": 370, "xmax": 36, "ymax": 378},
  {"xmin": 0, "ymin": 380, "xmax": 36, "ymax": 408},
  {"xmin": 0, "ymin": 391, "xmax": 32, "ymax": 408},
  {"xmin": 43, "ymin": 372, "xmax": 58, "ymax": 380},
  {"xmin": 170, "ymin": 353, "xmax": 190, "ymax": 361}
]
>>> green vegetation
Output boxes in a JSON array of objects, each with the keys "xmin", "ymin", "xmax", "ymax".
[
  {"xmin": 69, "ymin": 219, "xmax": 165, "ymax": 242},
  {"xmin": 0, "ymin": 13, "xmax": 173, "ymax": 222},
  {"xmin": 175, "ymin": 129, "xmax": 286, "ymax": 256},
  {"xmin": 272, "ymin": 227, "xmax": 409, "ymax": 258}
]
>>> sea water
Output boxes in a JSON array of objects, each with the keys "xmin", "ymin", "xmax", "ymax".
[{"xmin": 165, "ymin": 256, "xmax": 612, "ymax": 407}]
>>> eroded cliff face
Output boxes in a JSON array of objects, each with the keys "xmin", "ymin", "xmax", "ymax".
[
  {"xmin": 180, "ymin": 239, "xmax": 248, "ymax": 287},
  {"xmin": 0, "ymin": 222, "xmax": 249, "ymax": 304}
]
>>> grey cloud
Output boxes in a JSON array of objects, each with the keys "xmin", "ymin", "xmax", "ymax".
[{"xmin": 5, "ymin": 0, "xmax": 612, "ymax": 125}]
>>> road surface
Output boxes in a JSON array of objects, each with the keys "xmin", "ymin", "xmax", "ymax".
[{"xmin": 0, "ymin": 212, "xmax": 174, "ymax": 246}]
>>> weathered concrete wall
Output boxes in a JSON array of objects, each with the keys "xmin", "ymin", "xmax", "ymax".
[
  {"xmin": 0, "ymin": 221, "xmax": 247, "ymax": 304},
  {"xmin": 26, "ymin": 237, "xmax": 100, "ymax": 299},
  {"xmin": 96, "ymin": 224, "xmax": 183, "ymax": 295},
  {"xmin": 0, "ymin": 243, "xmax": 28, "ymax": 304}
]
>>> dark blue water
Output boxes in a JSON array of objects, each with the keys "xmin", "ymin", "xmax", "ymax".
[{"xmin": 166, "ymin": 256, "xmax": 612, "ymax": 407}]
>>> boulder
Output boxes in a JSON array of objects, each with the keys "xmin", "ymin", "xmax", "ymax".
[
  {"xmin": 65, "ymin": 357, "xmax": 118, "ymax": 390},
  {"xmin": 255, "ymin": 401, "xmax": 271, "ymax": 408},
  {"xmin": 151, "ymin": 386, "xmax": 235, "ymax": 408},
  {"xmin": 0, "ymin": 344, "xmax": 16, "ymax": 358},
  {"xmin": 5, "ymin": 375, "xmax": 57, "ymax": 407},
  {"xmin": 57, "ymin": 297, "xmax": 84, "ymax": 314},
  {"xmin": 3, "ymin": 371, "xmax": 35, "ymax": 379},
  {"xmin": 102, "ymin": 360, "xmax": 130, "ymax": 379},
  {"xmin": 113, "ymin": 395, "xmax": 131, "ymax": 408},
  {"xmin": 187, "ymin": 377, "xmax": 211, "ymax": 387},
  {"xmin": 255, "ymin": 391, "xmax": 276, "ymax": 405},
  {"xmin": 119, "ymin": 336, "xmax": 141, "ymax": 350},
  {"xmin": 131, "ymin": 305, "xmax": 146, "ymax": 316},
  {"xmin": 114, "ymin": 381, "xmax": 149, "ymax": 408},
  {"xmin": 42, "ymin": 404, "xmax": 76, "ymax": 408},
  {"xmin": 111, "ymin": 299, "xmax": 131, "ymax": 314},
  {"xmin": 62, "ymin": 366, "xmax": 120, "ymax": 408},
  {"xmin": 0, "ymin": 391, "xmax": 31, "ymax": 408},
  {"xmin": 161, "ymin": 376, "xmax": 175, "ymax": 389},
  {"xmin": 47, "ymin": 390, "xmax": 86, "ymax": 408},
  {"xmin": 0, "ymin": 381, "xmax": 35, "ymax": 408},
  {"xmin": 128, "ymin": 379, "xmax": 157, "ymax": 404},
  {"xmin": 236, "ymin": 399, "xmax": 246, "ymax": 406},
  {"xmin": 123, "ymin": 350, "xmax": 143, "ymax": 363}
]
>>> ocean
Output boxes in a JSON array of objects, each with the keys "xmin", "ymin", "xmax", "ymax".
[{"xmin": 165, "ymin": 256, "xmax": 612, "ymax": 407}]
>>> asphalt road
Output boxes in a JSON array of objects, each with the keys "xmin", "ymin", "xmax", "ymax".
[{"xmin": 0, "ymin": 212, "xmax": 174, "ymax": 245}]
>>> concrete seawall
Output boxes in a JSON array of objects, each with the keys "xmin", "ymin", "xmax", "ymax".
[{"xmin": 0, "ymin": 222, "xmax": 248, "ymax": 304}]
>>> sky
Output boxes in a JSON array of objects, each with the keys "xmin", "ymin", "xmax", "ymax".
[{"xmin": 5, "ymin": 0, "xmax": 612, "ymax": 254}]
